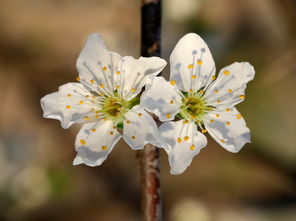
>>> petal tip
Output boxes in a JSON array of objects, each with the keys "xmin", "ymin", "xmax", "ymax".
[
  {"xmin": 170, "ymin": 167, "xmax": 185, "ymax": 175},
  {"xmin": 73, "ymin": 156, "xmax": 83, "ymax": 166}
]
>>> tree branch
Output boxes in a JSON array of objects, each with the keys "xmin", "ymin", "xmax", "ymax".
[{"xmin": 140, "ymin": 0, "xmax": 162, "ymax": 220}]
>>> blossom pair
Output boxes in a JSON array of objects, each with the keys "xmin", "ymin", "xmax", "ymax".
[{"xmin": 41, "ymin": 33, "xmax": 255, "ymax": 174}]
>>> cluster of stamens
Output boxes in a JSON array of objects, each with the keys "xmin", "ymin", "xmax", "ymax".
[
  {"xmin": 170, "ymin": 91, "xmax": 212, "ymax": 150},
  {"xmin": 180, "ymin": 91, "xmax": 212, "ymax": 122},
  {"xmin": 100, "ymin": 94, "xmax": 127, "ymax": 121}
]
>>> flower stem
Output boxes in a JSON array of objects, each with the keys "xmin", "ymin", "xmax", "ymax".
[{"xmin": 140, "ymin": 0, "xmax": 162, "ymax": 220}]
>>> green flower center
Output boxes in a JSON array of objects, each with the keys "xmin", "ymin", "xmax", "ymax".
[
  {"xmin": 102, "ymin": 97, "xmax": 125, "ymax": 117},
  {"xmin": 180, "ymin": 92, "xmax": 213, "ymax": 122},
  {"xmin": 100, "ymin": 92, "xmax": 140, "ymax": 123}
]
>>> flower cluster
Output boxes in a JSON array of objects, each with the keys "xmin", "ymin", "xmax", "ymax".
[{"xmin": 41, "ymin": 33, "xmax": 255, "ymax": 174}]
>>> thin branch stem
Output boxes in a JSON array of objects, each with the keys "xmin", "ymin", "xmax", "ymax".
[{"xmin": 140, "ymin": 0, "xmax": 162, "ymax": 220}]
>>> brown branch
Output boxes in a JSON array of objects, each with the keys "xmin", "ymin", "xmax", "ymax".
[
  {"xmin": 139, "ymin": 144, "xmax": 161, "ymax": 221},
  {"xmin": 140, "ymin": 0, "xmax": 162, "ymax": 220}
]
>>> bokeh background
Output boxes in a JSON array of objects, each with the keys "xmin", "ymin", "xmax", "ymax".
[{"xmin": 0, "ymin": 0, "xmax": 296, "ymax": 220}]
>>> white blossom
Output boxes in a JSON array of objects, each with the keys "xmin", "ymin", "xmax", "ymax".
[
  {"xmin": 41, "ymin": 33, "xmax": 166, "ymax": 167},
  {"xmin": 141, "ymin": 33, "xmax": 255, "ymax": 174}
]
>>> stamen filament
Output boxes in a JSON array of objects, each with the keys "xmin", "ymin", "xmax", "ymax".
[
  {"xmin": 125, "ymin": 72, "xmax": 141, "ymax": 99},
  {"xmin": 98, "ymin": 62, "xmax": 114, "ymax": 92},
  {"xmin": 189, "ymin": 53, "xmax": 196, "ymax": 91}
]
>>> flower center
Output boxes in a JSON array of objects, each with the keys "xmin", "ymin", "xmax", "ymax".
[
  {"xmin": 101, "ymin": 94, "xmax": 127, "ymax": 121},
  {"xmin": 100, "ymin": 92, "xmax": 140, "ymax": 124},
  {"xmin": 102, "ymin": 97, "xmax": 124, "ymax": 117},
  {"xmin": 180, "ymin": 93, "xmax": 212, "ymax": 121}
]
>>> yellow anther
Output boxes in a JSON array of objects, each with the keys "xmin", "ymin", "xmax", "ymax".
[
  {"xmin": 200, "ymin": 90, "xmax": 205, "ymax": 94},
  {"xmin": 201, "ymin": 129, "xmax": 207, "ymax": 133},
  {"xmin": 85, "ymin": 95, "xmax": 90, "ymax": 98},
  {"xmin": 131, "ymin": 88, "xmax": 136, "ymax": 93},
  {"xmin": 214, "ymin": 89, "xmax": 219, "ymax": 93},
  {"xmin": 116, "ymin": 71, "xmax": 121, "ymax": 75},
  {"xmin": 228, "ymin": 89, "xmax": 233, "ymax": 93},
  {"xmin": 138, "ymin": 113, "xmax": 142, "ymax": 117},
  {"xmin": 66, "ymin": 105, "xmax": 71, "ymax": 109},
  {"xmin": 116, "ymin": 85, "xmax": 120, "ymax": 89},
  {"xmin": 80, "ymin": 139, "xmax": 86, "ymax": 145},
  {"xmin": 109, "ymin": 131, "xmax": 114, "ymax": 135},
  {"xmin": 197, "ymin": 60, "xmax": 202, "ymax": 65},
  {"xmin": 113, "ymin": 126, "xmax": 116, "ymax": 129},
  {"xmin": 131, "ymin": 136, "xmax": 136, "ymax": 140},
  {"xmin": 190, "ymin": 145, "xmax": 196, "ymax": 150},
  {"xmin": 84, "ymin": 116, "xmax": 89, "ymax": 120},
  {"xmin": 210, "ymin": 119, "xmax": 214, "ymax": 123},
  {"xmin": 220, "ymin": 139, "xmax": 226, "ymax": 143},
  {"xmin": 192, "ymin": 75, "xmax": 197, "ymax": 79},
  {"xmin": 67, "ymin": 94, "xmax": 72, "ymax": 98},
  {"xmin": 170, "ymin": 80, "xmax": 176, "ymax": 86},
  {"xmin": 187, "ymin": 64, "xmax": 194, "ymax": 69},
  {"xmin": 101, "ymin": 145, "xmax": 107, "ymax": 151},
  {"xmin": 91, "ymin": 128, "xmax": 96, "ymax": 132},
  {"xmin": 95, "ymin": 114, "xmax": 100, "ymax": 119},
  {"xmin": 226, "ymin": 121, "xmax": 231, "ymax": 126},
  {"xmin": 99, "ymin": 84, "xmax": 105, "ymax": 88},
  {"xmin": 226, "ymin": 108, "xmax": 231, "ymax": 112},
  {"xmin": 79, "ymin": 100, "xmax": 84, "ymax": 105},
  {"xmin": 90, "ymin": 108, "xmax": 95, "ymax": 112},
  {"xmin": 223, "ymin": 70, "xmax": 230, "ymax": 76},
  {"xmin": 177, "ymin": 137, "xmax": 182, "ymax": 143},
  {"xmin": 183, "ymin": 120, "xmax": 189, "ymax": 124},
  {"xmin": 76, "ymin": 76, "xmax": 80, "ymax": 82},
  {"xmin": 170, "ymin": 100, "xmax": 174, "ymax": 104},
  {"xmin": 165, "ymin": 113, "xmax": 171, "ymax": 119},
  {"xmin": 91, "ymin": 100, "xmax": 94, "ymax": 103},
  {"xmin": 189, "ymin": 89, "xmax": 193, "ymax": 93},
  {"xmin": 240, "ymin": 95, "xmax": 245, "ymax": 99},
  {"xmin": 90, "ymin": 79, "xmax": 95, "ymax": 84},
  {"xmin": 217, "ymin": 99, "xmax": 221, "ymax": 103},
  {"xmin": 126, "ymin": 120, "xmax": 131, "ymax": 124},
  {"xmin": 102, "ymin": 66, "xmax": 107, "ymax": 71},
  {"xmin": 184, "ymin": 136, "xmax": 189, "ymax": 141},
  {"xmin": 211, "ymin": 76, "xmax": 216, "ymax": 80},
  {"xmin": 216, "ymin": 114, "xmax": 220, "ymax": 117},
  {"xmin": 236, "ymin": 114, "xmax": 242, "ymax": 119}
]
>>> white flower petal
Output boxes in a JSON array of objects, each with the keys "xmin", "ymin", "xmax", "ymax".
[
  {"xmin": 140, "ymin": 76, "xmax": 182, "ymax": 122},
  {"xmin": 170, "ymin": 33, "xmax": 216, "ymax": 92},
  {"xmin": 115, "ymin": 56, "xmax": 166, "ymax": 100},
  {"xmin": 41, "ymin": 83, "xmax": 97, "ymax": 129},
  {"xmin": 76, "ymin": 33, "xmax": 118, "ymax": 92},
  {"xmin": 123, "ymin": 105, "xmax": 162, "ymax": 150},
  {"xmin": 74, "ymin": 120, "xmax": 121, "ymax": 166},
  {"xmin": 204, "ymin": 62, "xmax": 255, "ymax": 109},
  {"xmin": 159, "ymin": 120, "xmax": 207, "ymax": 175},
  {"xmin": 204, "ymin": 107, "xmax": 250, "ymax": 153},
  {"xmin": 109, "ymin": 51, "xmax": 122, "ymax": 73}
]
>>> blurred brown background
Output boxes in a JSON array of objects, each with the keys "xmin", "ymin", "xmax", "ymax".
[{"xmin": 0, "ymin": 0, "xmax": 296, "ymax": 220}]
